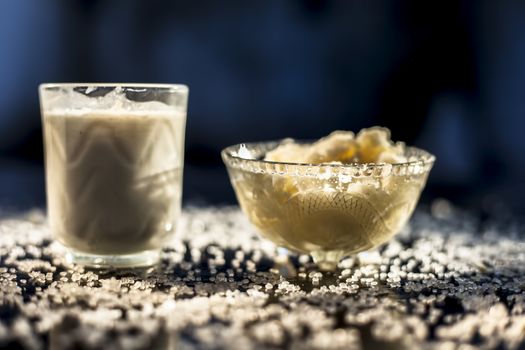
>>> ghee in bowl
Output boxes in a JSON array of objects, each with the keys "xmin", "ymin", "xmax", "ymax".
[{"xmin": 222, "ymin": 127, "xmax": 434, "ymax": 270}]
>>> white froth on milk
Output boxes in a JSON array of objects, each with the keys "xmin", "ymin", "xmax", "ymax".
[{"xmin": 42, "ymin": 86, "xmax": 186, "ymax": 116}]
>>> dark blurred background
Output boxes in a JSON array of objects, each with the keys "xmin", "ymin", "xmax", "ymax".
[{"xmin": 1, "ymin": 0, "xmax": 524, "ymax": 220}]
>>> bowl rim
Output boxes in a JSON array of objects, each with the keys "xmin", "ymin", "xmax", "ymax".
[{"xmin": 221, "ymin": 140, "xmax": 435, "ymax": 169}]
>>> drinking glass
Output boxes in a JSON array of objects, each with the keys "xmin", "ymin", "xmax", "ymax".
[{"xmin": 39, "ymin": 83, "xmax": 188, "ymax": 267}]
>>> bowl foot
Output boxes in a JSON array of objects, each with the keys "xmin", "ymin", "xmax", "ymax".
[{"xmin": 310, "ymin": 250, "xmax": 345, "ymax": 271}]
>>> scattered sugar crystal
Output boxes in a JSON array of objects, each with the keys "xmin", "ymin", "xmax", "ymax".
[{"xmin": 0, "ymin": 207, "xmax": 524, "ymax": 348}]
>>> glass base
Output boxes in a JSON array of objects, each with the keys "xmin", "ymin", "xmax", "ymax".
[{"xmin": 65, "ymin": 248, "xmax": 161, "ymax": 268}]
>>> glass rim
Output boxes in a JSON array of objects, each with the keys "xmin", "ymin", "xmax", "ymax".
[{"xmin": 39, "ymin": 83, "xmax": 189, "ymax": 92}]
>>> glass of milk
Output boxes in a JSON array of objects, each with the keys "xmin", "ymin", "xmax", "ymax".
[{"xmin": 39, "ymin": 84, "xmax": 188, "ymax": 268}]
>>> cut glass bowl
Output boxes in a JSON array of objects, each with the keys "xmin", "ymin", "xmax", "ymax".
[{"xmin": 222, "ymin": 141, "xmax": 435, "ymax": 271}]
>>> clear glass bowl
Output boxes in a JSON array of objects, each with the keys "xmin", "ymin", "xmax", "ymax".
[{"xmin": 222, "ymin": 141, "xmax": 435, "ymax": 271}]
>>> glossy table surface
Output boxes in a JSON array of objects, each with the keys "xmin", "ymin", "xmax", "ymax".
[{"xmin": 0, "ymin": 207, "xmax": 524, "ymax": 350}]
